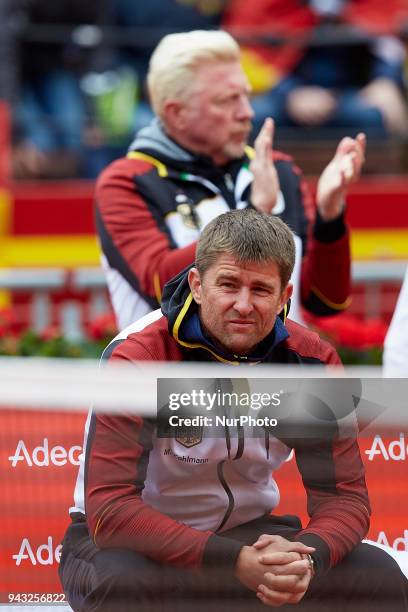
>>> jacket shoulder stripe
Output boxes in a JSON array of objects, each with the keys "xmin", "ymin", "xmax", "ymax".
[
  {"xmin": 127, "ymin": 151, "xmax": 168, "ymax": 177},
  {"xmin": 103, "ymin": 310, "xmax": 164, "ymax": 361}
]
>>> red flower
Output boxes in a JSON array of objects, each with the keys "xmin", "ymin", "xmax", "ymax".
[
  {"xmin": 309, "ymin": 314, "xmax": 388, "ymax": 350},
  {"xmin": 86, "ymin": 312, "xmax": 117, "ymax": 341},
  {"xmin": 0, "ymin": 308, "xmax": 19, "ymax": 337},
  {"xmin": 40, "ymin": 325, "xmax": 62, "ymax": 341}
]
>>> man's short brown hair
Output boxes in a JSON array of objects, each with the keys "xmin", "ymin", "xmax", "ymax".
[{"xmin": 195, "ymin": 209, "xmax": 296, "ymax": 288}]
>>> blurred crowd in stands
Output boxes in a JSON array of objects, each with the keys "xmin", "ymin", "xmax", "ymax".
[{"xmin": 0, "ymin": 0, "xmax": 407, "ymax": 180}]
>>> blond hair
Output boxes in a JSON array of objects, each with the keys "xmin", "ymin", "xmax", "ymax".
[{"xmin": 147, "ymin": 30, "xmax": 240, "ymax": 118}]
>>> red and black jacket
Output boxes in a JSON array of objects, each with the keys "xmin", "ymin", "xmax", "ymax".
[{"xmin": 74, "ymin": 266, "xmax": 369, "ymax": 579}]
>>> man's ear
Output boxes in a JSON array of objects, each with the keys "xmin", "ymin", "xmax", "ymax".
[
  {"xmin": 188, "ymin": 267, "xmax": 202, "ymax": 304},
  {"xmin": 278, "ymin": 283, "xmax": 293, "ymax": 314},
  {"xmin": 163, "ymin": 99, "xmax": 187, "ymax": 131}
]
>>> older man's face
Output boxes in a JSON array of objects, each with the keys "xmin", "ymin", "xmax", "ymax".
[
  {"xmin": 173, "ymin": 61, "xmax": 254, "ymax": 165},
  {"xmin": 188, "ymin": 254, "xmax": 292, "ymax": 357}
]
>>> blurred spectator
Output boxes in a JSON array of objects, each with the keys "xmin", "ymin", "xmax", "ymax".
[
  {"xmin": 0, "ymin": 0, "xmax": 19, "ymax": 181},
  {"xmin": 12, "ymin": 0, "xmax": 113, "ymax": 179},
  {"xmin": 73, "ymin": 1, "xmax": 227, "ymax": 178},
  {"xmin": 113, "ymin": 0, "xmax": 226, "ymax": 133},
  {"xmin": 0, "ymin": 0, "xmax": 19, "ymax": 105},
  {"xmin": 223, "ymin": 0, "xmax": 408, "ymax": 139},
  {"xmin": 383, "ymin": 267, "xmax": 408, "ymax": 375}
]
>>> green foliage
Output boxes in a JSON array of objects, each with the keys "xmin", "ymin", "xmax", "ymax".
[
  {"xmin": 337, "ymin": 346, "xmax": 383, "ymax": 366},
  {"xmin": 0, "ymin": 330, "xmax": 113, "ymax": 359},
  {"xmin": 0, "ymin": 309, "xmax": 386, "ymax": 365}
]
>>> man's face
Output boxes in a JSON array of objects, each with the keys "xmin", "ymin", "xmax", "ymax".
[
  {"xmin": 167, "ymin": 61, "xmax": 254, "ymax": 165},
  {"xmin": 188, "ymin": 254, "xmax": 293, "ymax": 356}
]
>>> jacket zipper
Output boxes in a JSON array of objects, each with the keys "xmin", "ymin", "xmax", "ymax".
[{"xmin": 216, "ymin": 422, "xmax": 245, "ymax": 532}]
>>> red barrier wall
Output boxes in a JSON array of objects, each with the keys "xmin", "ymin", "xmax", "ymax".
[{"xmin": 1, "ymin": 409, "xmax": 407, "ymax": 603}]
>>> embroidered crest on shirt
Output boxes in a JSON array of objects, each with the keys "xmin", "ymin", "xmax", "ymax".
[{"xmin": 175, "ymin": 425, "xmax": 203, "ymax": 448}]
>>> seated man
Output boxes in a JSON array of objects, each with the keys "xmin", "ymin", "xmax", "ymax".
[
  {"xmin": 60, "ymin": 209, "xmax": 407, "ymax": 611},
  {"xmin": 95, "ymin": 29, "xmax": 366, "ymax": 329}
]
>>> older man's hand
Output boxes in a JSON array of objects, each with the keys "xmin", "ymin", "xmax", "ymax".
[
  {"xmin": 316, "ymin": 133, "xmax": 366, "ymax": 222},
  {"xmin": 250, "ymin": 118, "xmax": 280, "ymax": 214},
  {"xmin": 235, "ymin": 534, "xmax": 315, "ymax": 606}
]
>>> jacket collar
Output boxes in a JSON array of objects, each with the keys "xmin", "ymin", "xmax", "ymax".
[{"xmin": 128, "ymin": 118, "xmax": 249, "ymax": 183}]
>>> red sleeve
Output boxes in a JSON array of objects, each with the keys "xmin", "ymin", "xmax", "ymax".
[
  {"xmin": 296, "ymin": 432, "xmax": 370, "ymax": 574},
  {"xmin": 86, "ymin": 341, "xmax": 244, "ymax": 571},
  {"xmin": 284, "ymin": 329, "xmax": 370, "ymax": 573},
  {"xmin": 301, "ymin": 230, "xmax": 351, "ymax": 317},
  {"xmin": 293, "ymin": 163, "xmax": 351, "ymax": 317},
  {"xmin": 294, "ymin": 338, "xmax": 369, "ymax": 573},
  {"xmin": 95, "ymin": 157, "xmax": 196, "ymax": 303},
  {"xmin": 85, "ymin": 410, "xmax": 212, "ymax": 568}
]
